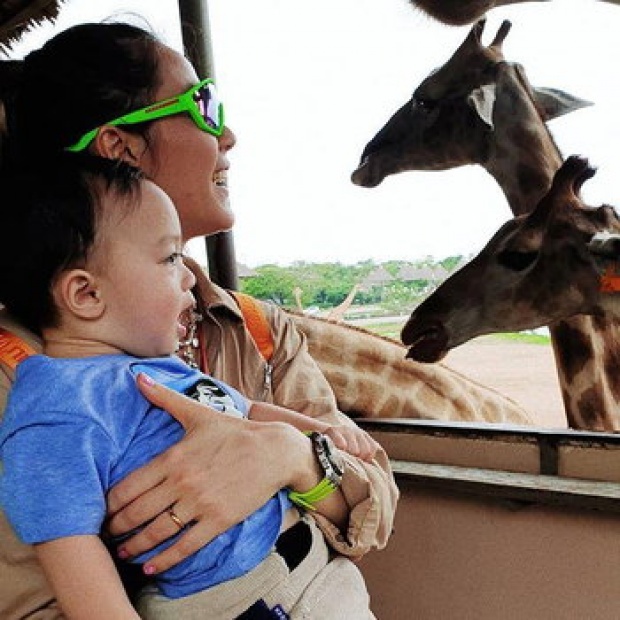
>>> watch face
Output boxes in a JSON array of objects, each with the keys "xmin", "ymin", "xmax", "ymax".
[{"xmin": 322, "ymin": 435, "xmax": 345, "ymax": 477}]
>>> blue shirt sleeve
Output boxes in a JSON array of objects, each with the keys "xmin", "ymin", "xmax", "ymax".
[{"xmin": 1, "ymin": 413, "xmax": 116, "ymax": 544}]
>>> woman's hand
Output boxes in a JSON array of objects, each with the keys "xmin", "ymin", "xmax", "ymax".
[
  {"xmin": 106, "ymin": 374, "xmax": 315, "ymax": 574},
  {"xmin": 324, "ymin": 425, "xmax": 381, "ymax": 462}
]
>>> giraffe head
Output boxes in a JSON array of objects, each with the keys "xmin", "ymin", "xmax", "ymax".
[
  {"xmin": 401, "ymin": 156, "xmax": 620, "ymax": 362},
  {"xmin": 351, "ymin": 19, "xmax": 590, "ymax": 189}
]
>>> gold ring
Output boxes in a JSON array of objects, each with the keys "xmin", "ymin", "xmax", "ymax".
[{"xmin": 167, "ymin": 508, "xmax": 185, "ymax": 530}]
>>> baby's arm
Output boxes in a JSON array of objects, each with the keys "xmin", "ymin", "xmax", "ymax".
[
  {"xmin": 248, "ymin": 401, "xmax": 380, "ymax": 461},
  {"xmin": 35, "ymin": 535, "xmax": 139, "ymax": 620}
]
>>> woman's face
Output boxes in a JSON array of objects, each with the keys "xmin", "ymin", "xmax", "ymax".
[{"xmin": 139, "ymin": 45, "xmax": 237, "ymax": 242}]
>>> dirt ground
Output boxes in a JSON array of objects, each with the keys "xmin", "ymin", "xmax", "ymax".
[{"xmin": 443, "ymin": 336, "xmax": 567, "ymax": 429}]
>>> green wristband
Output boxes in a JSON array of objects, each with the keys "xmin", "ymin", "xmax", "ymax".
[{"xmin": 288, "ymin": 477, "xmax": 337, "ymax": 511}]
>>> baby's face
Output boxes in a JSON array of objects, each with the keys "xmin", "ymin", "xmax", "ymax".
[{"xmin": 91, "ymin": 180, "xmax": 196, "ymax": 358}]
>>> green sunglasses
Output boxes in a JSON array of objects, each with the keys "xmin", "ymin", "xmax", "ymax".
[{"xmin": 66, "ymin": 78, "xmax": 224, "ymax": 152}]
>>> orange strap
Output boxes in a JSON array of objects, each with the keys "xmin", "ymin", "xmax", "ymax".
[
  {"xmin": 0, "ymin": 327, "xmax": 36, "ymax": 371},
  {"xmin": 230, "ymin": 291, "xmax": 274, "ymax": 362},
  {"xmin": 600, "ymin": 265, "xmax": 620, "ymax": 293},
  {"xmin": 0, "ymin": 295, "xmax": 274, "ymax": 370}
]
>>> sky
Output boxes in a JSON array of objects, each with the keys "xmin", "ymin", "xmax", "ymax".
[{"xmin": 6, "ymin": 0, "xmax": 620, "ymax": 267}]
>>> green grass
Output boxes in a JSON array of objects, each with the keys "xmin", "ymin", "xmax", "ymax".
[
  {"xmin": 493, "ymin": 331, "xmax": 551, "ymax": 345},
  {"xmin": 361, "ymin": 321, "xmax": 551, "ymax": 345},
  {"xmin": 363, "ymin": 322, "xmax": 404, "ymax": 340}
]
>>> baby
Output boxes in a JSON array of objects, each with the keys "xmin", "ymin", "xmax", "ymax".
[{"xmin": 0, "ymin": 154, "xmax": 378, "ymax": 618}]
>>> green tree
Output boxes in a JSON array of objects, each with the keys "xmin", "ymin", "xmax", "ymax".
[{"xmin": 241, "ymin": 264, "xmax": 296, "ymax": 305}]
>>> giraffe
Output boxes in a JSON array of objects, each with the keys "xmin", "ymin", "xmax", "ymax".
[
  {"xmin": 325, "ymin": 283, "xmax": 361, "ymax": 322},
  {"xmin": 408, "ymin": 0, "xmax": 619, "ymax": 26},
  {"xmin": 292, "ymin": 286, "xmax": 304, "ymax": 313},
  {"xmin": 401, "ymin": 156, "xmax": 620, "ymax": 430},
  {"xmin": 351, "ymin": 19, "xmax": 619, "ymax": 431},
  {"xmin": 291, "ymin": 282, "xmax": 359, "ymax": 320},
  {"xmin": 288, "ymin": 310, "xmax": 533, "ymax": 424}
]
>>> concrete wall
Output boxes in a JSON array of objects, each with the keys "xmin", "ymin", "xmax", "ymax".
[{"xmin": 358, "ymin": 421, "xmax": 620, "ymax": 619}]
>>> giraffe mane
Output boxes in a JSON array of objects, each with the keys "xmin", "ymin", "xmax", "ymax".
[{"xmin": 284, "ymin": 308, "xmax": 404, "ymax": 347}]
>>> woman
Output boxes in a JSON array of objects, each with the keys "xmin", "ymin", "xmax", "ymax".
[{"xmin": 0, "ymin": 21, "xmax": 398, "ymax": 619}]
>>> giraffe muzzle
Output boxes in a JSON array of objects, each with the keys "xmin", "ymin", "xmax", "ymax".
[{"xmin": 401, "ymin": 320, "xmax": 449, "ymax": 363}]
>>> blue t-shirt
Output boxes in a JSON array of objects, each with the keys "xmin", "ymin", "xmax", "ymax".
[{"xmin": 0, "ymin": 354, "xmax": 291, "ymax": 599}]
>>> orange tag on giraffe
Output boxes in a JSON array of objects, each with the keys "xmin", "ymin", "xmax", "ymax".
[
  {"xmin": 600, "ymin": 265, "xmax": 620, "ymax": 293},
  {"xmin": 0, "ymin": 327, "xmax": 36, "ymax": 371}
]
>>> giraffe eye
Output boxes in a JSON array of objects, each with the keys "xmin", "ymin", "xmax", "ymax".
[
  {"xmin": 497, "ymin": 250, "xmax": 538, "ymax": 271},
  {"xmin": 413, "ymin": 97, "xmax": 435, "ymax": 111}
]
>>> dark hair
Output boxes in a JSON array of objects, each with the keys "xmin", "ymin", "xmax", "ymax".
[
  {"xmin": 0, "ymin": 154, "xmax": 144, "ymax": 333},
  {"xmin": 0, "ymin": 22, "xmax": 161, "ymax": 166}
]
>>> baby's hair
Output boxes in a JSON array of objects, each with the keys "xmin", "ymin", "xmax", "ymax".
[{"xmin": 0, "ymin": 154, "xmax": 144, "ymax": 333}]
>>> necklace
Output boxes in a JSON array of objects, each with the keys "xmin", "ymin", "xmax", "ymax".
[{"xmin": 176, "ymin": 309, "xmax": 204, "ymax": 368}]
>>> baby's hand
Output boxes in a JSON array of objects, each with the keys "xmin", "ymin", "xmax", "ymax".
[{"xmin": 323, "ymin": 425, "xmax": 380, "ymax": 462}]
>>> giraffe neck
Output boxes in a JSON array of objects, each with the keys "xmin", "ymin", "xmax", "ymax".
[
  {"xmin": 289, "ymin": 312, "xmax": 532, "ymax": 424},
  {"xmin": 550, "ymin": 315, "xmax": 620, "ymax": 431},
  {"xmin": 483, "ymin": 70, "xmax": 563, "ymax": 217},
  {"xmin": 485, "ymin": 138, "xmax": 562, "ymax": 217}
]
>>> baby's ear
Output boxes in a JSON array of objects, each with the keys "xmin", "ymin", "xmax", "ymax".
[{"xmin": 55, "ymin": 269, "xmax": 105, "ymax": 320}]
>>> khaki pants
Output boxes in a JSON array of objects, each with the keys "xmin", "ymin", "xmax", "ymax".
[{"xmin": 136, "ymin": 515, "xmax": 374, "ymax": 619}]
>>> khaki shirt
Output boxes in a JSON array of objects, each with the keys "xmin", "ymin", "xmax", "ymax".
[{"xmin": 0, "ymin": 261, "xmax": 398, "ymax": 619}]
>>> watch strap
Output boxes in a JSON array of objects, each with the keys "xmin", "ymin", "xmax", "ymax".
[{"xmin": 288, "ymin": 477, "xmax": 337, "ymax": 511}]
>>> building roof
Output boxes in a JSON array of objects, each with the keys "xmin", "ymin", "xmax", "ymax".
[
  {"xmin": 397, "ymin": 264, "xmax": 434, "ymax": 281},
  {"xmin": 237, "ymin": 262, "xmax": 258, "ymax": 278},
  {"xmin": 361, "ymin": 266, "xmax": 394, "ymax": 287}
]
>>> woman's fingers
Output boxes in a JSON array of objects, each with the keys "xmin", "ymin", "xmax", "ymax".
[
  {"xmin": 116, "ymin": 504, "xmax": 195, "ymax": 560},
  {"xmin": 325, "ymin": 426, "xmax": 381, "ymax": 462},
  {"xmin": 141, "ymin": 521, "xmax": 219, "ymax": 575},
  {"xmin": 107, "ymin": 461, "xmax": 167, "ymax": 518},
  {"xmin": 107, "ymin": 477, "xmax": 176, "ymax": 536},
  {"xmin": 136, "ymin": 373, "xmax": 217, "ymax": 429},
  {"xmin": 356, "ymin": 433, "xmax": 380, "ymax": 462}
]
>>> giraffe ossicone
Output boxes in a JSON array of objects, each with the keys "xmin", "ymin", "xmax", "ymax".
[{"xmin": 325, "ymin": 283, "xmax": 360, "ymax": 323}]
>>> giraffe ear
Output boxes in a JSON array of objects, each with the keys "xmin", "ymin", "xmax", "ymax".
[
  {"xmin": 533, "ymin": 87, "xmax": 593, "ymax": 122},
  {"xmin": 467, "ymin": 84, "xmax": 496, "ymax": 129},
  {"xmin": 588, "ymin": 231, "xmax": 620, "ymax": 258}
]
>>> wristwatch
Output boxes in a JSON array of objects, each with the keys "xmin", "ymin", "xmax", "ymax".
[{"xmin": 288, "ymin": 432, "xmax": 345, "ymax": 511}]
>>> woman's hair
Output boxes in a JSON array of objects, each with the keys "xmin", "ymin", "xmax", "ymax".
[
  {"xmin": 0, "ymin": 22, "xmax": 162, "ymax": 165},
  {"xmin": 0, "ymin": 154, "xmax": 144, "ymax": 333}
]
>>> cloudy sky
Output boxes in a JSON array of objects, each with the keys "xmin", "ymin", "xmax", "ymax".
[{"xmin": 8, "ymin": 0, "xmax": 620, "ymax": 267}]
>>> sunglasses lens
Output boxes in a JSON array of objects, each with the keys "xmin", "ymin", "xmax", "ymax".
[{"xmin": 194, "ymin": 83, "xmax": 222, "ymax": 131}]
